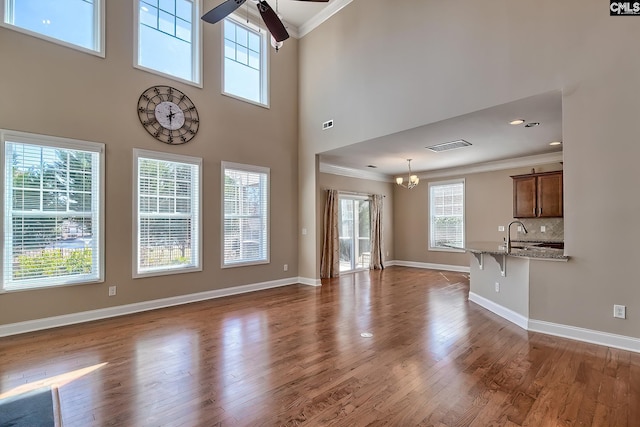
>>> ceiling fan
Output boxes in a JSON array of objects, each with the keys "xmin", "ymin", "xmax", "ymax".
[{"xmin": 202, "ymin": 0, "xmax": 329, "ymax": 43}]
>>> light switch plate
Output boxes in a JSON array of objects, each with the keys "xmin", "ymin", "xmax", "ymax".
[
  {"xmin": 498, "ymin": 226, "xmax": 505, "ymax": 232},
  {"xmin": 540, "ymin": 225, "xmax": 546, "ymax": 232}
]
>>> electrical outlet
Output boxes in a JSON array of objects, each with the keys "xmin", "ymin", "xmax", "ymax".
[
  {"xmin": 540, "ymin": 225, "xmax": 546, "ymax": 232},
  {"xmin": 498, "ymin": 226, "xmax": 505, "ymax": 232},
  {"xmin": 613, "ymin": 304, "xmax": 626, "ymax": 319},
  {"xmin": 517, "ymin": 226, "xmax": 522, "ymax": 232},
  {"xmin": 495, "ymin": 282, "xmax": 500, "ymax": 293},
  {"xmin": 283, "ymin": 264, "xmax": 288, "ymax": 272},
  {"xmin": 108, "ymin": 286, "xmax": 116, "ymax": 297},
  {"xmin": 302, "ymin": 228, "xmax": 307, "ymax": 235},
  {"xmin": 386, "ymin": 251, "xmax": 389, "ymax": 257}
]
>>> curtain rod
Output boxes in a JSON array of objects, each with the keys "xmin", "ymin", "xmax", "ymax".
[{"xmin": 324, "ymin": 189, "xmax": 385, "ymax": 198}]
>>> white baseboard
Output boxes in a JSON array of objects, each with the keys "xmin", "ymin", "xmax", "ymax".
[
  {"xmin": 0, "ymin": 277, "xmax": 300, "ymax": 338},
  {"xmin": 297, "ymin": 276, "xmax": 322, "ymax": 287},
  {"xmin": 391, "ymin": 260, "xmax": 470, "ymax": 273},
  {"xmin": 468, "ymin": 292, "xmax": 528, "ymax": 329},
  {"xmin": 469, "ymin": 292, "xmax": 640, "ymax": 353},
  {"xmin": 528, "ymin": 319, "xmax": 640, "ymax": 353}
]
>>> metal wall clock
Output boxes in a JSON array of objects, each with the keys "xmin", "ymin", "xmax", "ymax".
[{"xmin": 137, "ymin": 85, "xmax": 199, "ymax": 145}]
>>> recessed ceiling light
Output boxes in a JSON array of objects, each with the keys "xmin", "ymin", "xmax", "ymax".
[
  {"xmin": 549, "ymin": 141, "xmax": 562, "ymax": 146},
  {"xmin": 525, "ymin": 122, "xmax": 540, "ymax": 127},
  {"xmin": 509, "ymin": 119, "xmax": 525, "ymax": 125}
]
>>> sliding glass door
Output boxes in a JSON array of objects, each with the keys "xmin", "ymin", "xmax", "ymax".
[{"xmin": 338, "ymin": 196, "xmax": 371, "ymax": 272}]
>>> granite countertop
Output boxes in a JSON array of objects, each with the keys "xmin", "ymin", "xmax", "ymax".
[{"xmin": 450, "ymin": 241, "xmax": 569, "ymax": 261}]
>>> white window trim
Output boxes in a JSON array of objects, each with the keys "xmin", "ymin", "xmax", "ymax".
[
  {"xmin": 0, "ymin": 0, "xmax": 105, "ymax": 58},
  {"xmin": 221, "ymin": 161, "xmax": 270, "ymax": 268},
  {"xmin": 133, "ymin": 0, "xmax": 203, "ymax": 88},
  {"xmin": 0, "ymin": 129, "xmax": 105, "ymax": 293},
  {"xmin": 428, "ymin": 178, "xmax": 466, "ymax": 253},
  {"xmin": 132, "ymin": 148, "xmax": 203, "ymax": 278},
  {"xmin": 221, "ymin": 14, "xmax": 270, "ymax": 108}
]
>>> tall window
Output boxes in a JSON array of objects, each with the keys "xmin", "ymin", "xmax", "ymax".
[
  {"xmin": 223, "ymin": 17, "xmax": 268, "ymax": 106},
  {"xmin": 429, "ymin": 179, "xmax": 465, "ymax": 250},
  {"xmin": 1, "ymin": 0, "xmax": 104, "ymax": 56},
  {"xmin": 222, "ymin": 162, "xmax": 269, "ymax": 267},
  {"xmin": 134, "ymin": 149, "xmax": 201, "ymax": 277},
  {"xmin": 2, "ymin": 130, "xmax": 104, "ymax": 291},
  {"xmin": 135, "ymin": 0, "xmax": 201, "ymax": 85}
]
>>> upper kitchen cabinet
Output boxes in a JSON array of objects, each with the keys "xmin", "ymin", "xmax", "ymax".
[{"xmin": 512, "ymin": 171, "xmax": 563, "ymax": 218}]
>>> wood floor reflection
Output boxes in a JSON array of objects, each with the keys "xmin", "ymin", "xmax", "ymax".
[{"xmin": 1, "ymin": 267, "xmax": 638, "ymax": 426}]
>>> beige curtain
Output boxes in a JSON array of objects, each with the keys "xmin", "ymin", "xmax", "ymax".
[
  {"xmin": 320, "ymin": 189, "xmax": 340, "ymax": 278},
  {"xmin": 369, "ymin": 194, "xmax": 384, "ymax": 270}
]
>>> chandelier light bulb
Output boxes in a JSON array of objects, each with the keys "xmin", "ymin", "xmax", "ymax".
[{"xmin": 396, "ymin": 159, "xmax": 419, "ymax": 189}]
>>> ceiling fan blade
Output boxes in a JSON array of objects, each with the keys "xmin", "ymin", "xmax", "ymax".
[
  {"xmin": 256, "ymin": 0, "xmax": 289, "ymax": 43},
  {"xmin": 201, "ymin": 0, "xmax": 246, "ymax": 24}
]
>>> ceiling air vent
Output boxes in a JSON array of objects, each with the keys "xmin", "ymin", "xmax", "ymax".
[{"xmin": 426, "ymin": 139, "xmax": 472, "ymax": 152}]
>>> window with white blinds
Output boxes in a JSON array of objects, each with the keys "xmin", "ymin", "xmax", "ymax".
[
  {"xmin": 2, "ymin": 130, "xmax": 104, "ymax": 291},
  {"xmin": 134, "ymin": 149, "xmax": 201, "ymax": 277},
  {"xmin": 429, "ymin": 179, "xmax": 465, "ymax": 251},
  {"xmin": 222, "ymin": 161, "xmax": 269, "ymax": 267}
]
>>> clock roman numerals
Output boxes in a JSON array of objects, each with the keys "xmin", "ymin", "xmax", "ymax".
[{"xmin": 138, "ymin": 85, "xmax": 199, "ymax": 145}]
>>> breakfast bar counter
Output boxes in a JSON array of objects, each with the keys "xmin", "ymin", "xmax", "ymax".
[
  {"xmin": 461, "ymin": 241, "xmax": 569, "ymax": 261},
  {"xmin": 450, "ymin": 241, "xmax": 570, "ymax": 329}
]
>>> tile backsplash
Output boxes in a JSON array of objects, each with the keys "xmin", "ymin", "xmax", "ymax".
[{"xmin": 513, "ymin": 218, "xmax": 564, "ymax": 242}]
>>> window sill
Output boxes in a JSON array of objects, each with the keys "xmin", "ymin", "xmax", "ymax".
[
  {"xmin": 133, "ymin": 64, "xmax": 203, "ymax": 89},
  {"xmin": 1, "ymin": 278, "xmax": 103, "ymax": 294},
  {"xmin": 134, "ymin": 266, "xmax": 202, "ymax": 279},
  {"xmin": 428, "ymin": 247, "xmax": 466, "ymax": 253},
  {"xmin": 222, "ymin": 91, "xmax": 270, "ymax": 109},
  {"xmin": 222, "ymin": 259, "xmax": 269, "ymax": 269},
  {"xmin": 0, "ymin": 22, "xmax": 105, "ymax": 58}
]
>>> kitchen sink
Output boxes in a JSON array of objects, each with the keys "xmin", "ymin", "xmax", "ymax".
[
  {"xmin": 511, "ymin": 242, "xmax": 564, "ymax": 250},
  {"xmin": 537, "ymin": 242, "xmax": 564, "ymax": 249}
]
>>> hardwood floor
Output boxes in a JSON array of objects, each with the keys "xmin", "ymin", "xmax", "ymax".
[{"xmin": 0, "ymin": 266, "xmax": 638, "ymax": 426}]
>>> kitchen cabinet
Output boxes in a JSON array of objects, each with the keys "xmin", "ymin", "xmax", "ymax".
[{"xmin": 511, "ymin": 171, "xmax": 563, "ymax": 218}]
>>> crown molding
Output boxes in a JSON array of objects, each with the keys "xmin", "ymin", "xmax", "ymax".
[
  {"xmin": 319, "ymin": 152, "xmax": 563, "ymax": 183},
  {"xmin": 417, "ymin": 152, "xmax": 563, "ymax": 180},
  {"xmin": 319, "ymin": 162, "xmax": 392, "ymax": 183},
  {"xmin": 298, "ymin": 0, "xmax": 353, "ymax": 38},
  {"xmin": 229, "ymin": 0, "xmax": 354, "ymax": 39}
]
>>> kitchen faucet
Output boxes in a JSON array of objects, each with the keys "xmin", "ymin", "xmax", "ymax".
[{"xmin": 507, "ymin": 220, "xmax": 528, "ymax": 253}]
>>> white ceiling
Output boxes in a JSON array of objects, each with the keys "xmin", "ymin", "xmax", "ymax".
[
  {"xmin": 236, "ymin": 2, "xmax": 564, "ymax": 179},
  {"xmin": 276, "ymin": 0, "xmax": 333, "ymax": 29},
  {"xmin": 319, "ymin": 91, "xmax": 564, "ymax": 177},
  {"xmin": 220, "ymin": 0, "xmax": 340, "ymax": 34}
]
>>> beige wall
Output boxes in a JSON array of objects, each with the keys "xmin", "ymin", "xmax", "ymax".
[
  {"xmin": 471, "ymin": 255, "xmax": 530, "ymax": 318},
  {"xmin": 299, "ymin": 0, "xmax": 640, "ymax": 339},
  {"xmin": 0, "ymin": 1, "xmax": 299, "ymax": 324},
  {"xmin": 393, "ymin": 163, "xmax": 562, "ymax": 267},
  {"xmin": 318, "ymin": 172, "xmax": 394, "ymax": 263}
]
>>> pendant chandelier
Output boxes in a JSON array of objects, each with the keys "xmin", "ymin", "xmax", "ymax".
[{"xmin": 395, "ymin": 159, "xmax": 419, "ymax": 189}]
